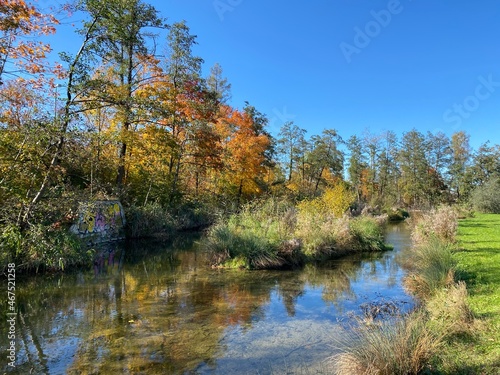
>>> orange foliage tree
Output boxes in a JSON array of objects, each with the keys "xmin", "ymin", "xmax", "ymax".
[
  {"xmin": 0, "ymin": 0, "xmax": 58, "ymax": 82},
  {"xmin": 214, "ymin": 106, "xmax": 271, "ymax": 203}
]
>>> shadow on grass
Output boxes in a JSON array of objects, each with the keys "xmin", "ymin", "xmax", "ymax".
[
  {"xmin": 456, "ymin": 246, "xmax": 500, "ymax": 254},
  {"xmin": 458, "ymin": 222, "xmax": 488, "ymax": 228},
  {"xmin": 432, "ymin": 360, "xmax": 500, "ymax": 375},
  {"xmin": 455, "ymin": 267, "xmax": 476, "ymax": 285}
]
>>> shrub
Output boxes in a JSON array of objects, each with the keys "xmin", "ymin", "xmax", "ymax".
[
  {"xmin": 173, "ymin": 199, "xmax": 220, "ymax": 230},
  {"xmin": 125, "ymin": 203, "xmax": 175, "ymax": 238},
  {"xmin": 1, "ymin": 223, "xmax": 93, "ymax": 272},
  {"xmin": 470, "ymin": 176, "xmax": 500, "ymax": 214},
  {"xmin": 297, "ymin": 183, "xmax": 356, "ymax": 219},
  {"xmin": 0, "ymin": 223, "xmax": 22, "ymax": 267},
  {"xmin": 331, "ymin": 311, "xmax": 443, "ymax": 375}
]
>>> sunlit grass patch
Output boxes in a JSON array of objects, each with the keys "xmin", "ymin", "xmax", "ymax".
[{"xmin": 440, "ymin": 213, "xmax": 500, "ymax": 374}]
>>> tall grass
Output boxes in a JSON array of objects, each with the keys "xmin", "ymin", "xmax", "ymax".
[
  {"xmin": 332, "ymin": 311, "xmax": 443, "ymax": 375},
  {"xmin": 331, "ymin": 205, "xmax": 477, "ymax": 374},
  {"xmin": 402, "ymin": 237, "xmax": 456, "ymax": 299},
  {"xmin": 205, "ymin": 197, "xmax": 387, "ymax": 269},
  {"xmin": 411, "ymin": 205, "xmax": 458, "ymax": 244},
  {"xmin": 205, "ymin": 198, "xmax": 301, "ymax": 269},
  {"xmin": 426, "ymin": 281, "xmax": 475, "ymax": 338}
]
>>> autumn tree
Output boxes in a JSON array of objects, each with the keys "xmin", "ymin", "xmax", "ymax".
[
  {"xmin": 214, "ymin": 106, "xmax": 271, "ymax": 204},
  {"xmin": 0, "ymin": 81, "xmax": 53, "ymax": 221},
  {"xmin": 77, "ymin": 0, "xmax": 165, "ymax": 192},
  {"xmin": 0, "ymin": 0, "xmax": 58, "ymax": 83}
]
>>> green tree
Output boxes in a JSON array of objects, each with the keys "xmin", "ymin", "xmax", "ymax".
[
  {"xmin": 207, "ymin": 62, "xmax": 231, "ymax": 104},
  {"xmin": 163, "ymin": 21, "xmax": 207, "ymax": 203},
  {"xmin": 377, "ymin": 131, "xmax": 400, "ymax": 206},
  {"xmin": 467, "ymin": 142, "xmax": 500, "ymax": 187},
  {"xmin": 347, "ymin": 135, "xmax": 367, "ymax": 202},
  {"xmin": 449, "ymin": 131, "xmax": 471, "ymax": 200},
  {"xmin": 307, "ymin": 129, "xmax": 344, "ymax": 193},
  {"xmin": 277, "ymin": 121, "xmax": 307, "ymax": 182},
  {"xmin": 363, "ymin": 131, "xmax": 381, "ymax": 201},
  {"xmin": 425, "ymin": 131, "xmax": 451, "ymax": 204},
  {"xmin": 398, "ymin": 129, "xmax": 431, "ymax": 207}
]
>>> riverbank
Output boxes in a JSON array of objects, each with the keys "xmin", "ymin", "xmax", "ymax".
[
  {"xmin": 438, "ymin": 213, "xmax": 500, "ymax": 373},
  {"xmin": 0, "ymin": 202, "xmax": 215, "ymax": 274},
  {"xmin": 332, "ymin": 208, "xmax": 500, "ymax": 374}
]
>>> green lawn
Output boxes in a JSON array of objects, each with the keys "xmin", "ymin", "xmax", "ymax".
[{"xmin": 444, "ymin": 213, "xmax": 500, "ymax": 373}]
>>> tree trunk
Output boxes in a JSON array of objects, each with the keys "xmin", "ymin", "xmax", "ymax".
[{"xmin": 21, "ymin": 18, "xmax": 98, "ymax": 225}]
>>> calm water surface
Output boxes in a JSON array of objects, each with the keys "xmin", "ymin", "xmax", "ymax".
[{"xmin": 1, "ymin": 223, "xmax": 414, "ymax": 374}]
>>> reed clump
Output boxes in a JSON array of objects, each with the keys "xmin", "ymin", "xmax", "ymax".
[
  {"xmin": 205, "ymin": 196, "xmax": 387, "ymax": 270},
  {"xmin": 332, "ymin": 311, "xmax": 443, "ymax": 375}
]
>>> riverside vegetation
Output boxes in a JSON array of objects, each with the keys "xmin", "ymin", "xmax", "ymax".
[
  {"xmin": 2, "ymin": 0, "xmax": 500, "ymax": 275},
  {"xmin": 332, "ymin": 205, "xmax": 500, "ymax": 375},
  {"xmin": 205, "ymin": 184, "xmax": 388, "ymax": 270}
]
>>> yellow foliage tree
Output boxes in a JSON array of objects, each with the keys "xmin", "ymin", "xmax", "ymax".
[{"xmin": 298, "ymin": 182, "xmax": 355, "ymax": 219}]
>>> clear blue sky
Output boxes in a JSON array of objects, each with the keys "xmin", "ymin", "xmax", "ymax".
[{"xmin": 48, "ymin": 0, "xmax": 500, "ymax": 149}]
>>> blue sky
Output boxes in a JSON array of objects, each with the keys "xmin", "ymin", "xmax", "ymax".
[{"xmin": 47, "ymin": 0, "xmax": 500, "ymax": 149}]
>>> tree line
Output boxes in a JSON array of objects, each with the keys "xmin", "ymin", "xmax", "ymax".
[{"xmin": 1, "ymin": 0, "xmax": 499, "ymax": 235}]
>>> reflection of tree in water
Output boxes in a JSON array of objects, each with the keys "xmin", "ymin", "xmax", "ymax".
[
  {"xmin": 65, "ymin": 263, "xmax": 278, "ymax": 373},
  {"xmin": 301, "ymin": 261, "xmax": 359, "ymax": 307},
  {"xmin": 1, "ymin": 271, "xmax": 109, "ymax": 375},
  {"xmin": 276, "ymin": 277, "xmax": 305, "ymax": 317}
]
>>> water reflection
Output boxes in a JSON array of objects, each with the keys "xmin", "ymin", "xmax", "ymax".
[{"xmin": 1, "ymin": 224, "xmax": 413, "ymax": 374}]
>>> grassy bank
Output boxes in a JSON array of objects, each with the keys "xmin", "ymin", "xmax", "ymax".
[
  {"xmin": 437, "ymin": 213, "xmax": 500, "ymax": 373},
  {"xmin": 332, "ymin": 208, "xmax": 500, "ymax": 374},
  {"xmin": 205, "ymin": 197, "xmax": 388, "ymax": 270}
]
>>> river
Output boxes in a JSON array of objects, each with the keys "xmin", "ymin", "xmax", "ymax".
[{"xmin": 1, "ymin": 223, "xmax": 414, "ymax": 374}]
